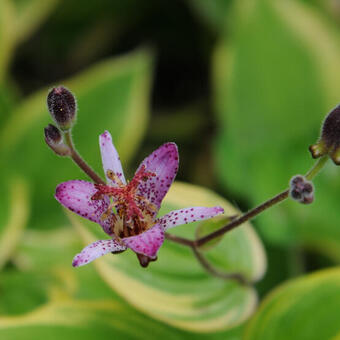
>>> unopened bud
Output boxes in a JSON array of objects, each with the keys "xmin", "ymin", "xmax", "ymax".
[
  {"xmin": 44, "ymin": 124, "xmax": 70, "ymax": 156},
  {"xmin": 47, "ymin": 86, "xmax": 77, "ymax": 131},
  {"xmin": 309, "ymin": 104, "xmax": 340, "ymax": 165},
  {"xmin": 289, "ymin": 175, "xmax": 314, "ymax": 204}
]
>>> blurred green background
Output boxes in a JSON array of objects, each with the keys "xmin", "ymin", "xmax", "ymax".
[{"xmin": 1, "ymin": 0, "xmax": 340, "ymax": 339}]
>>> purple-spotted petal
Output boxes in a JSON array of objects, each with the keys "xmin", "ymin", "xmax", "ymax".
[
  {"xmin": 72, "ymin": 239, "xmax": 126, "ymax": 267},
  {"xmin": 99, "ymin": 131, "xmax": 126, "ymax": 186},
  {"xmin": 136, "ymin": 143, "xmax": 178, "ymax": 211},
  {"xmin": 158, "ymin": 206, "xmax": 224, "ymax": 230},
  {"xmin": 123, "ymin": 223, "xmax": 164, "ymax": 258},
  {"xmin": 55, "ymin": 180, "xmax": 114, "ymax": 236}
]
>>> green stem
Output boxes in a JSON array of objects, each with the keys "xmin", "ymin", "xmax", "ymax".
[
  {"xmin": 64, "ymin": 131, "xmax": 105, "ymax": 185},
  {"xmin": 305, "ymin": 156, "xmax": 328, "ymax": 180}
]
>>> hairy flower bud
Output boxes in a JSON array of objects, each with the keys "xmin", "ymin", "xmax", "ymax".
[
  {"xmin": 309, "ymin": 104, "xmax": 340, "ymax": 165},
  {"xmin": 44, "ymin": 124, "xmax": 70, "ymax": 156},
  {"xmin": 289, "ymin": 175, "xmax": 314, "ymax": 204},
  {"xmin": 47, "ymin": 86, "xmax": 77, "ymax": 131}
]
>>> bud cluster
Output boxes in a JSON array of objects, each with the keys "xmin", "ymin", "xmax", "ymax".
[
  {"xmin": 44, "ymin": 86, "xmax": 77, "ymax": 156},
  {"xmin": 289, "ymin": 175, "xmax": 314, "ymax": 204}
]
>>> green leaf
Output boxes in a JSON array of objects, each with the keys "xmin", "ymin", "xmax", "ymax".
[
  {"xmin": 244, "ymin": 268, "xmax": 340, "ymax": 340},
  {"xmin": 213, "ymin": 0, "xmax": 340, "ymax": 257},
  {"xmin": 10, "ymin": 227, "xmax": 244, "ymax": 339},
  {"xmin": 0, "ymin": 176, "xmax": 29, "ymax": 269},
  {"xmin": 0, "ymin": 0, "xmax": 15, "ymax": 82},
  {"xmin": 187, "ymin": 0, "xmax": 232, "ymax": 31},
  {"xmin": 11, "ymin": 0, "xmax": 59, "ymax": 44},
  {"xmin": 1, "ymin": 49, "xmax": 153, "ymax": 229},
  {"xmin": 0, "ymin": 0, "xmax": 58, "ymax": 83},
  {"xmin": 69, "ymin": 181, "xmax": 266, "ymax": 332},
  {"xmin": 0, "ymin": 299, "xmax": 245, "ymax": 340}
]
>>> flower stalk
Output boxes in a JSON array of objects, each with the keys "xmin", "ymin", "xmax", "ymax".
[{"xmin": 63, "ymin": 131, "xmax": 106, "ymax": 185}]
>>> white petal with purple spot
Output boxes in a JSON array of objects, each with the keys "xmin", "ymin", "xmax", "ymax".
[
  {"xmin": 55, "ymin": 180, "xmax": 114, "ymax": 236},
  {"xmin": 123, "ymin": 223, "xmax": 164, "ymax": 258},
  {"xmin": 99, "ymin": 130, "xmax": 126, "ymax": 186},
  {"xmin": 136, "ymin": 143, "xmax": 178, "ymax": 212},
  {"xmin": 158, "ymin": 206, "xmax": 224, "ymax": 230},
  {"xmin": 72, "ymin": 239, "xmax": 127, "ymax": 267}
]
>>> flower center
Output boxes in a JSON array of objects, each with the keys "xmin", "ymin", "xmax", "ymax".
[{"xmin": 91, "ymin": 165, "xmax": 157, "ymax": 238}]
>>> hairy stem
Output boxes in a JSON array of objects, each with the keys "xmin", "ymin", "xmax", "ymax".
[
  {"xmin": 64, "ymin": 131, "xmax": 105, "ymax": 185},
  {"xmin": 305, "ymin": 156, "xmax": 328, "ymax": 180}
]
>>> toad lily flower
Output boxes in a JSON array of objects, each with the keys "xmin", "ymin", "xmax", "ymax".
[{"xmin": 55, "ymin": 131, "xmax": 224, "ymax": 267}]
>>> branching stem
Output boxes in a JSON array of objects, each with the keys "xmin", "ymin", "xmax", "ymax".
[{"xmin": 165, "ymin": 156, "xmax": 328, "ymax": 248}]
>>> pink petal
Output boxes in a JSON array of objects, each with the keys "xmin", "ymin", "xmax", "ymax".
[
  {"xmin": 99, "ymin": 131, "xmax": 126, "ymax": 186},
  {"xmin": 55, "ymin": 180, "xmax": 114, "ymax": 236},
  {"xmin": 72, "ymin": 239, "xmax": 126, "ymax": 267},
  {"xmin": 136, "ymin": 143, "xmax": 178, "ymax": 211},
  {"xmin": 158, "ymin": 206, "xmax": 224, "ymax": 230},
  {"xmin": 122, "ymin": 223, "xmax": 164, "ymax": 258}
]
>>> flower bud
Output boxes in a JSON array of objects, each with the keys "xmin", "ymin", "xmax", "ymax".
[
  {"xmin": 47, "ymin": 86, "xmax": 77, "ymax": 131},
  {"xmin": 289, "ymin": 175, "xmax": 314, "ymax": 204},
  {"xmin": 44, "ymin": 124, "xmax": 70, "ymax": 156},
  {"xmin": 309, "ymin": 104, "xmax": 340, "ymax": 165}
]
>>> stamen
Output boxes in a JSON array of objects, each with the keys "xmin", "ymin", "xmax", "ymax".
[
  {"xmin": 92, "ymin": 165, "xmax": 157, "ymax": 237},
  {"xmin": 106, "ymin": 169, "xmax": 124, "ymax": 186}
]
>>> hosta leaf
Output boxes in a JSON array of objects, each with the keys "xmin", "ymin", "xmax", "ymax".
[
  {"xmin": 0, "ymin": 49, "xmax": 153, "ymax": 229},
  {"xmin": 213, "ymin": 0, "xmax": 340, "ymax": 257},
  {"xmin": 11, "ymin": 0, "xmax": 59, "ymax": 44},
  {"xmin": 187, "ymin": 0, "xmax": 232, "ymax": 31},
  {"xmin": 0, "ymin": 299, "xmax": 244, "ymax": 340},
  {"xmin": 11, "ymin": 228, "xmax": 244, "ymax": 339},
  {"xmin": 0, "ymin": 0, "xmax": 15, "ymax": 82},
  {"xmin": 0, "ymin": 176, "xmax": 29, "ymax": 269},
  {"xmin": 244, "ymin": 268, "xmax": 340, "ymax": 340},
  {"xmin": 69, "ymin": 181, "xmax": 266, "ymax": 332},
  {"xmin": 0, "ymin": 0, "xmax": 58, "ymax": 83},
  {"xmin": 195, "ymin": 215, "xmax": 235, "ymax": 251}
]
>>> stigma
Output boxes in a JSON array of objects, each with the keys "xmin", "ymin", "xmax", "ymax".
[{"xmin": 91, "ymin": 165, "xmax": 157, "ymax": 238}]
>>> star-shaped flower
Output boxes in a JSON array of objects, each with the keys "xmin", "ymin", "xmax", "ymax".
[{"xmin": 55, "ymin": 131, "xmax": 224, "ymax": 267}]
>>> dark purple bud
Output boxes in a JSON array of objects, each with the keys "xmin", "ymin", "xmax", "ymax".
[
  {"xmin": 47, "ymin": 86, "xmax": 77, "ymax": 131},
  {"xmin": 44, "ymin": 124, "xmax": 62, "ymax": 144},
  {"xmin": 44, "ymin": 124, "xmax": 70, "ymax": 156},
  {"xmin": 309, "ymin": 104, "xmax": 340, "ymax": 165},
  {"xmin": 290, "ymin": 188, "xmax": 302, "ymax": 200},
  {"xmin": 289, "ymin": 175, "xmax": 314, "ymax": 205}
]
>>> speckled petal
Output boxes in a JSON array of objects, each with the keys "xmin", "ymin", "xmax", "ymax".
[
  {"xmin": 72, "ymin": 239, "xmax": 127, "ymax": 267},
  {"xmin": 99, "ymin": 130, "xmax": 126, "ymax": 186},
  {"xmin": 136, "ymin": 143, "xmax": 178, "ymax": 211},
  {"xmin": 55, "ymin": 180, "xmax": 114, "ymax": 235},
  {"xmin": 122, "ymin": 223, "xmax": 164, "ymax": 258},
  {"xmin": 158, "ymin": 206, "xmax": 224, "ymax": 230}
]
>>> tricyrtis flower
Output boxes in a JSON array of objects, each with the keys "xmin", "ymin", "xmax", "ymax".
[{"xmin": 55, "ymin": 131, "xmax": 224, "ymax": 267}]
